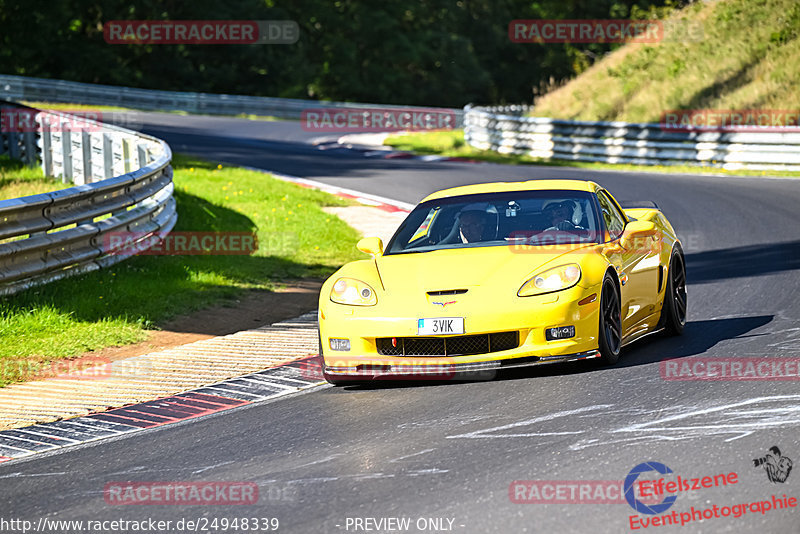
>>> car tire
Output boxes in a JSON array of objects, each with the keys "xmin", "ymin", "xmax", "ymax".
[
  {"xmin": 598, "ymin": 273, "xmax": 622, "ymax": 365},
  {"xmin": 662, "ymin": 246, "xmax": 687, "ymax": 336}
]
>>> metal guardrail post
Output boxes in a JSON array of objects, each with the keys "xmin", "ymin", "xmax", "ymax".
[
  {"xmin": 8, "ymin": 129, "xmax": 20, "ymax": 160},
  {"xmin": 137, "ymin": 143, "xmax": 147, "ymax": 167},
  {"xmin": 22, "ymin": 131, "xmax": 36, "ymax": 166},
  {"xmin": 61, "ymin": 123, "xmax": 73, "ymax": 183},
  {"xmin": 102, "ymin": 133, "xmax": 113, "ymax": 179},
  {"xmin": 40, "ymin": 122, "xmax": 53, "ymax": 176},
  {"xmin": 80, "ymin": 130, "xmax": 92, "ymax": 185},
  {"xmin": 122, "ymin": 138, "xmax": 131, "ymax": 173}
]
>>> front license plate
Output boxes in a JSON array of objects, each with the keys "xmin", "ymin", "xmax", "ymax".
[{"xmin": 417, "ymin": 317, "xmax": 465, "ymax": 336}]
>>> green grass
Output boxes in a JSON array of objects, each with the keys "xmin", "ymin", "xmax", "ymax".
[
  {"xmin": 0, "ymin": 155, "xmax": 68, "ymax": 200},
  {"xmin": 384, "ymin": 130, "xmax": 800, "ymax": 178},
  {"xmin": 385, "ymin": 130, "xmax": 541, "ymax": 164},
  {"xmin": 0, "ymin": 154, "xmax": 362, "ymax": 385},
  {"xmin": 22, "ymin": 101, "xmax": 283, "ymax": 121},
  {"xmin": 532, "ymin": 0, "xmax": 800, "ymax": 122},
  {"xmin": 20, "ymin": 101, "xmax": 139, "ymax": 113}
]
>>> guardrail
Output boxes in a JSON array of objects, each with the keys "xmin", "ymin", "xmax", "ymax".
[
  {"xmin": 0, "ymin": 74, "xmax": 464, "ymax": 127},
  {"xmin": 0, "ymin": 101, "xmax": 175, "ymax": 296},
  {"xmin": 464, "ymin": 105, "xmax": 800, "ymax": 171}
]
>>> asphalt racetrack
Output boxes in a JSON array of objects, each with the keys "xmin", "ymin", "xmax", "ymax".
[{"xmin": 3, "ymin": 114, "xmax": 800, "ymax": 533}]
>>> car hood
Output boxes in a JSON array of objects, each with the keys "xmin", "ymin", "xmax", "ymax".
[{"xmin": 375, "ymin": 244, "xmax": 592, "ymax": 292}]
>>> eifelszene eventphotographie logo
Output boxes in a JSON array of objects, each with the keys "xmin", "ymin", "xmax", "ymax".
[
  {"xmin": 624, "ymin": 462, "xmax": 678, "ymax": 515},
  {"xmin": 753, "ymin": 446, "xmax": 793, "ymax": 484}
]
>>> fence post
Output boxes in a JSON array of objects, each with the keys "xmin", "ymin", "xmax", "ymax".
[
  {"xmin": 80, "ymin": 130, "xmax": 92, "ymax": 185},
  {"xmin": 0, "ymin": 106, "xmax": 6, "ymax": 157},
  {"xmin": 137, "ymin": 143, "xmax": 148, "ymax": 167},
  {"xmin": 61, "ymin": 123, "xmax": 73, "ymax": 184},
  {"xmin": 103, "ymin": 133, "xmax": 113, "ymax": 178},
  {"xmin": 8, "ymin": 129, "xmax": 19, "ymax": 160},
  {"xmin": 41, "ymin": 121, "xmax": 52, "ymax": 177},
  {"xmin": 22, "ymin": 130, "xmax": 36, "ymax": 166},
  {"xmin": 122, "ymin": 137, "xmax": 131, "ymax": 173}
]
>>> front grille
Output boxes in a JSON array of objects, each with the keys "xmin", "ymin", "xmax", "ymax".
[{"xmin": 376, "ymin": 331, "xmax": 519, "ymax": 357}]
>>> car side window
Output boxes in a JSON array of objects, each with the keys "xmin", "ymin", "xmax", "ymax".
[
  {"xmin": 597, "ymin": 191, "xmax": 626, "ymax": 241},
  {"xmin": 408, "ymin": 207, "xmax": 439, "ymax": 243}
]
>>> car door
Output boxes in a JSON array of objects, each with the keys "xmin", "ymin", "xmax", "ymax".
[{"xmin": 596, "ymin": 190, "xmax": 657, "ymax": 334}]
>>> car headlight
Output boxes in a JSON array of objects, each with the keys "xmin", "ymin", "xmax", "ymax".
[
  {"xmin": 518, "ymin": 264, "xmax": 581, "ymax": 297},
  {"xmin": 330, "ymin": 277, "xmax": 378, "ymax": 306}
]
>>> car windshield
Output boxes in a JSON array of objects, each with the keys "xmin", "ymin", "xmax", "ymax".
[{"xmin": 385, "ymin": 190, "xmax": 602, "ymax": 255}]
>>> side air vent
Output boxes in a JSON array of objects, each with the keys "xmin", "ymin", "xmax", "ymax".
[{"xmin": 427, "ymin": 289, "xmax": 468, "ymax": 296}]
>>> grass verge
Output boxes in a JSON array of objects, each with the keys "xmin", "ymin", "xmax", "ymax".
[
  {"xmin": 0, "ymin": 155, "xmax": 68, "ymax": 200},
  {"xmin": 384, "ymin": 130, "xmax": 800, "ymax": 178},
  {"xmin": 0, "ymin": 153, "xmax": 362, "ymax": 386},
  {"xmin": 21, "ymin": 101, "xmax": 282, "ymax": 121},
  {"xmin": 532, "ymin": 0, "xmax": 800, "ymax": 123}
]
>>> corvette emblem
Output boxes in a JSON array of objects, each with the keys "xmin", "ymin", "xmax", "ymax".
[{"xmin": 432, "ymin": 300, "xmax": 456, "ymax": 308}]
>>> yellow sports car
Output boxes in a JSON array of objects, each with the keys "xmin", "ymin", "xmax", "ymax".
[{"xmin": 318, "ymin": 179, "xmax": 686, "ymax": 384}]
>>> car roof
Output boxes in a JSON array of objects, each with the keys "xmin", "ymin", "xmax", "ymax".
[{"xmin": 420, "ymin": 179, "xmax": 599, "ymax": 203}]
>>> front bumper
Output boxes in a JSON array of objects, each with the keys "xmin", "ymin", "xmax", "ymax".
[
  {"xmin": 322, "ymin": 349, "xmax": 601, "ymax": 381},
  {"xmin": 319, "ymin": 282, "xmax": 604, "ymax": 381}
]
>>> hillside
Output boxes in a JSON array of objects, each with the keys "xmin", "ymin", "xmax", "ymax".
[{"xmin": 533, "ymin": 0, "xmax": 800, "ymax": 122}]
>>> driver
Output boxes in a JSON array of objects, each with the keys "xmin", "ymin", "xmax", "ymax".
[
  {"xmin": 542, "ymin": 200, "xmax": 583, "ymax": 231},
  {"xmin": 458, "ymin": 210, "xmax": 488, "ymax": 243}
]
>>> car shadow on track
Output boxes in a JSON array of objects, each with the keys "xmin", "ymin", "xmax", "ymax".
[
  {"xmin": 613, "ymin": 315, "xmax": 774, "ymax": 367},
  {"xmin": 686, "ymin": 241, "xmax": 800, "ymax": 283},
  {"xmin": 334, "ymin": 315, "xmax": 774, "ymax": 390}
]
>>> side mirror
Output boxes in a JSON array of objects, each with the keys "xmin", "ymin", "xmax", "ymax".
[
  {"xmin": 357, "ymin": 237, "xmax": 384, "ymax": 256},
  {"xmin": 619, "ymin": 220, "xmax": 656, "ymax": 251}
]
